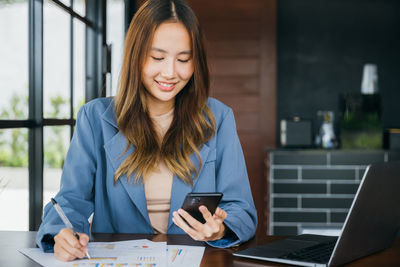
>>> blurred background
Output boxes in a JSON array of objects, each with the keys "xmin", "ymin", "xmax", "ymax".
[{"xmin": 0, "ymin": 0, "xmax": 399, "ymax": 237}]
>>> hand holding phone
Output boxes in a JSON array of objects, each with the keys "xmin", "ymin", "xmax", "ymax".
[{"xmin": 181, "ymin": 192, "xmax": 223, "ymax": 224}]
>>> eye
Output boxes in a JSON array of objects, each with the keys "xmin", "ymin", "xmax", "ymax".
[
  {"xmin": 151, "ymin": 56, "xmax": 163, "ymax": 61},
  {"xmin": 178, "ymin": 59, "xmax": 190, "ymax": 63}
]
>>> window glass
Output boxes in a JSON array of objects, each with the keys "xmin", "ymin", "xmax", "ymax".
[
  {"xmin": 58, "ymin": 0, "xmax": 71, "ymax": 7},
  {"xmin": 107, "ymin": 0, "xmax": 125, "ymax": 96},
  {"xmin": 0, "ymin": 1, "xmax": 29, "ymax": 120},
  {"xmin": 43, "ymin": 0, "xmax": 71, "ymax": 119},
  {"xmin": 73, "ymin": 18, "xmax": 85, "ymax": 118},
  {"xmin": 0, "ymin": 128, "xmax": 29, "ymax": 230},
  {"xmin": 43, "ymin": 126, "xmax": 70, "ymax": 207},
  {"xmin": 73, "ymin": 0, "xmax": 86, "ymax": 18}
]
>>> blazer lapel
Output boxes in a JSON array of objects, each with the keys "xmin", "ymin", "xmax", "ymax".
[
  {"xmin": 102, "ymin": 104, "xmax": 150, "ymax": 226},
  {"xmin": 167, "ymin": 143, "xmax": 210, "ymax": 231}
]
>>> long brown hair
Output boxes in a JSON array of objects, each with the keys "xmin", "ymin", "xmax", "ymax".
[{"xmin": 114, "ymin": 0, "xmax": 215, "ymax": 185}]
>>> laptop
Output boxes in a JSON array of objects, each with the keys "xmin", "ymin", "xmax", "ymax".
[{"xmin": 234, "ymin": 161, "xmax": 400, "ymax": 267}]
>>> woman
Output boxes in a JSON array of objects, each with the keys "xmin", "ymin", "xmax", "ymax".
[{"xmin": 36, "ymin": 0, "xmax": 257, "ymax": 261}]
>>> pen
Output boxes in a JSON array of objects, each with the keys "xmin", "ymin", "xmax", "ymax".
[{"xmin": 51, "ymin": 198, "xmax": 91, "ymax": 259}]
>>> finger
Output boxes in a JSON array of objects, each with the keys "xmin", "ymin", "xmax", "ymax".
[
  {"xmin": 65, "ymin": 232, "xmax": 83, "ymax": 249},
  {"xmin": 177, "ymin": 209, "xmax": 203, "ymax": 230},
  {"xmin": 186, "ymin": 207, "xmax": 219, "ymax": 239},
  {"xmin": 213, "ymin": 208, "xmax": 227, "ymax": 221},
  {"xmin": 77, "ymin": 232, "xmax": 89, "ymax": 247},
  {"xmin": 56, "ymin": 237, "xmax": 87, "ymax": 259},
  {"xmin": 198, "ymin": 206, "xmax": 221, "ymax": 235},
  {"xmin": 54, "ymin": 242, "xmax": 77, "ymax": 261},
  {"xmin": 172, "ymin": 211, "xmax": 204, "ymax": 241},
  {"xmin": 55, "ymin": 229, "xmax": 86, "ymax": 259},
  {"xmin": 58, "ymin": 229, "xmax": 82, "ymax": 248},
  {"xmin": 172, "ymin": 216, "xmax": 198, "ymax": 240},
  {"xmin": 215, "ymin": 207, "xmax": 226, "ymax": 217},
  {"xmin": 172, "ymin": 211, "xmax": 198, "ymax": 234},
  {"xmin": 198, "ymin": 206, "xmax": 214, "ymax": 224},
  {"xmin": 206, "ymin": 208, "xmax": 227, "ymax": 238}
]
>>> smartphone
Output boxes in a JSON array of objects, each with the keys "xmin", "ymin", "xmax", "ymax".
[{"xmin": 181, "ymin": 192, "xmax": 223, "ymax": 224}]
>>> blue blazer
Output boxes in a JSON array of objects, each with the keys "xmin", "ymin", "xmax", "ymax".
[{"xmin": 36, "ymin": 97, "xmax": 257, "ymax": 251}]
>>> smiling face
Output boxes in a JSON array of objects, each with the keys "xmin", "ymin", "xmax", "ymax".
[{"xmin": 141, "ymin": 21, "xmax": 194, "ymax": 116}]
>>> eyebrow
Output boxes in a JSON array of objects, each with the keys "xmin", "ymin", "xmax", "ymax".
[{"xmin": 151, "ymin": 47, "xmax": 192, "ymax": 55}]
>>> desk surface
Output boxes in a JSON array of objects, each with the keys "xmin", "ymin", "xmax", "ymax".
[{"xmin": 2, "ymin": 231, "xmax": 400, "ymax": 266}]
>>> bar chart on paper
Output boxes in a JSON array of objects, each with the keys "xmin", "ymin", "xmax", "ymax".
[
  {"xmin": 170, "ymin": 248, "xmax": 183, "ymax": 263},
  {"xmin": 167, "ymin": 245, "xmax": 205, "ymax": 267},
  {"xmin": 72, "ymin": 264, "xmax": 157, "ymax": 266},
  {"xmin": 19, "ymin": 240, "xmax": 166, "ymax": 267},
  {"xmin": 19, "ymin": 239, "xmax": 205, "ymax": 267}
]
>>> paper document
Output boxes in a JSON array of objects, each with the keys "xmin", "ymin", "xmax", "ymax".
[
  {"xmin": 19, "ymin": 239, "xmax": 205, "ymax": 267},
  {"xmin": 167, "ymin": 245, "xmax": 205, "ymax": 267}
]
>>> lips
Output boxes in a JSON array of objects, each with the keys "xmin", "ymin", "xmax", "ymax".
[{"xmin": 156, "ymin": 80, "xmax": 177, "ymax": 91}]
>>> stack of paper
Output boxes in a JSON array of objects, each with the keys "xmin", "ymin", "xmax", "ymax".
[{"xmin": 19, "ymin": 239, "xmax": 205, "ymax": 267}]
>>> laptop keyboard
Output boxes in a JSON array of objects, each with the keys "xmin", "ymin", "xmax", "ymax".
[{"xmin": 280, "ymin": 240, "xmax": 337, "ymax": 263}]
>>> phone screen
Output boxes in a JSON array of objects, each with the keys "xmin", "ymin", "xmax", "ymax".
[{"xmin": 181, "ymin": 192, "xmax": 223, "ymax": 224}]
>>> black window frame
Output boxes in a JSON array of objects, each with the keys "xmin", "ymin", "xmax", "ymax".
[{"xmin": 0, "ymin": 0, "xmax": 106, "ymax": 231}]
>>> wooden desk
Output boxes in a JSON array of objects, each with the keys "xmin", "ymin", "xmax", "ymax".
[{"xmin": 2, "ymin": 231, "xmax": 399, "ymax": 266}]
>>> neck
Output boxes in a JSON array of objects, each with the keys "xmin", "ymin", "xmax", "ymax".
[{"xmin": 146, "ymin": 98, "xmax": 175, "ymax": 117}]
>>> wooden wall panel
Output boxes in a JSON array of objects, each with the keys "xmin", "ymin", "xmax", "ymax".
[
  {"xmin": 207, "ymin": 40, "xmax": 260, "ymax": 57},
  {"xmin": 190, "ymin": 1, "xmax": 264, "ymax": 20},
  {"xmin": 202, "ymin": 21, "xmax": 261, "ymax": 41},
  {"xmin": 209, "ymin": 58, "xmax": 259, "ymax": 76},
  {"xmin": 217, "ymin": 96, "xmax": 259, "ymax": 113},
  {"xmin": 187, "ymin": 0, "xmax": 277, "ymax": 236}
]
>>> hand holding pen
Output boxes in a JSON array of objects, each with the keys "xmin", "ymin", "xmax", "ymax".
[{"xmin": 51, "ymin": 198, "xmax": 91, "ymax": 261}]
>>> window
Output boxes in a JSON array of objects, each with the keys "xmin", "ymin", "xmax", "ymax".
[
  {"xmin": 0, "ymin": 128, "xmax": 29, "ymax": 230},
  {"xmin": 0, "ymin": 0, "xmax": 108, "ymax": 231},
  {"xmin": 43, "ymin": 0, "xmax": 72, "ymax": 119},
  {"xmin": 106, "ymin": 0, "xmax": 125, "ymax": 96},
  {"xmin": 0, "ymin": 0, "xmax": 29, "ymax": 231}
]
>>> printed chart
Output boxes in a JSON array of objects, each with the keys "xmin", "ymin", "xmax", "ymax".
[
  {"xmin": 72, "ymin": 264, "xmax": 157, "ymax": 267},
  {"xmin": 72, "ymin": 264, "xmax": 157, "ymax": 266},
  {"xmin": 167, "ymin": 245, "xmax": 205, "ymax": 267},
  {"xmin": 19, "ymin": 239, "xmax": 204, "ymax": 267}
]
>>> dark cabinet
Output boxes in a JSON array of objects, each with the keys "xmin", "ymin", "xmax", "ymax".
[{"xmin": 267, "ymin": 150, "xmax": 400, "ymax": 235}]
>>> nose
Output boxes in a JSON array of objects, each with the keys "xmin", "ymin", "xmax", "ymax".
[{"xmin": 161, "ymin": 59, "xmax": 176, "ymax": 79}]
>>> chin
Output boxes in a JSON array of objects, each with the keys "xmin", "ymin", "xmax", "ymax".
[{"xmin": 153, "ymin": 94, "xmax": 176, "ymax": 103}]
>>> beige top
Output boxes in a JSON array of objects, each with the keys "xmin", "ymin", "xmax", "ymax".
[{"xmin": 144, "ymin": 108, "xmax": 174, "ymax": 234}]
